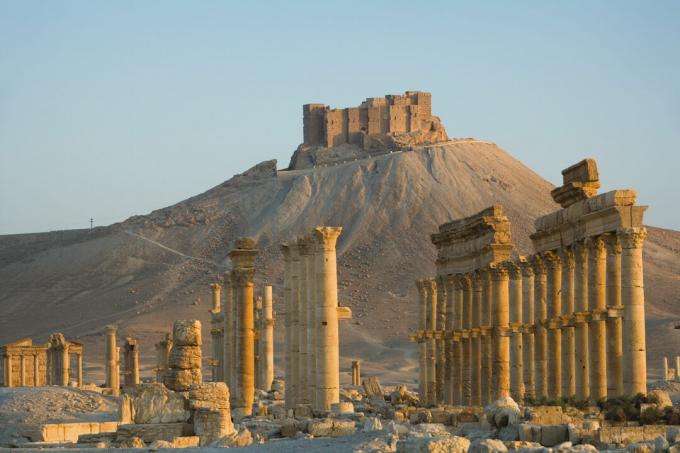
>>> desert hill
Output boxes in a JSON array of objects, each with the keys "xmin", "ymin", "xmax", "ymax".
[{"xmin": 0, "ymin": 140, "xmax": 678, "ymax": 385}]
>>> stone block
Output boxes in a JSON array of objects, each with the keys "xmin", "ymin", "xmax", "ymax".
[
  {"xmin": 306, "ymin": 418, "xmax": 356, "ymax": 437},
  {"xmin": 189, "ymin": 382, "xmax": 230, "ymax": 411},
  {"xmin": 527, "ymin": 405, "xmax": 568, "ymax": 425},
  {"xmin": 541, "ymin": 425, "xmax": 569, "ymax": 447},
  {"xmin": 281, "ymin": 418, "xmax": 302, "ymax": 437},
  {"xmin": 193, "ymin": 409, "xmax": 234, "ymax": 446},
  {"xmin": 470, "ymin": 438, "xmax": 509, "ymax": 453},
  {"xmin": 396, "ymin": 435, "xmax": 470, "ymax": 453},
  {"xmin": 115, "ymin": 423, "xmax": 193, "ymax": 443},
  {"xmin": 164, "ymin": 368, "xmax": 202, "ymax": 391},
  {"xmin": 519, "ymin": 424, "xmax": 542, "ymax": 443},
  {"xmin": 169, "ymin": 346, "xmax": 202, "ymax": 369},
  {"xmin": 486, "ymin": 397, "xmax": 521, "ymax": 428},
  {"xmin": 173, "ymin": 320, "xmax": 202, "ymax": 346},
  {"xmin": 331, "ymin": 401, "xmax": 354, "ymax": 415},
  {"xmin": 131, "ymin": 383, "xmax": 190, "ymax": 424},
  {"xmin": 598, "ymin": 426, "xmax": 668, "ymax": 445},
  {"xmin": 172, "ymin": 436, "xmax": 200, "ymax": 447},
  {"xmin": 431, "ymin": 408, "xmax": 454, "ymax": 425}
]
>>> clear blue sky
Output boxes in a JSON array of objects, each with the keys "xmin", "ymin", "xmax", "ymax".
[{"xmin": 1, "ymin": 1, "xmax": 678, "ymax": 234}]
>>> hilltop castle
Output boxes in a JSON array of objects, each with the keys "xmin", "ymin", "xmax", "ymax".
[{"xmin": 289, "ymin": 91, "xmax": 448, "ymax": 169}]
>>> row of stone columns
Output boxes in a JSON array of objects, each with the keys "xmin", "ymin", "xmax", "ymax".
[
  {"xmin": 417, "ymin": 227, "xmax": 647, "ymax": 406},
  {"xmin": 282, "ymin": 226, "xmax": 346, "ymax": 413}
]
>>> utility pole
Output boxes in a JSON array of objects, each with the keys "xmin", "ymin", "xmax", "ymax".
[{"xmin": 90, "ymin": 218, "xmax": 93, "ymax": 230}]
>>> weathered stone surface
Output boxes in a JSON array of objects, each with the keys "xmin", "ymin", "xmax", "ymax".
[
  {"xmin": 131, "ymin": 383, "xmax": 189, "ymax": 424},
  {"xmin": 164, "ymin": 369, "xmax": 202, "ymax": 392},
  {"xmin": 396, "ymin": 435, "xmax": 470, "ymax": 453},
  {"xmin": 486, "ymin": 397, "xmax": 521, "ymax": 428},
  {"xmin": 281, "ymin": 419, "xmax": 302, "ymax": 438},
  {"xmin": 363, "ymin": 417, "xmax": 383, "ymax": 432},
  {"xmin": 598, "ymin": 426, "xmax": 668, "ymax": 445},
  {"xmin": 168, "ymin": 346, "xmax": 202, "ymax": 369},
  {"xmin": 649, "ymin": 390, "xmax": 673, "ymax": 409},
  {"xmin": 331, "ymin": 401, "xmax": 354, "ymax": 415},
  {"xmin": 117, "ymin": 436, "xmax": 145, "ymax": 448},
  {"xmin": 148, "ymin": 439, "xmax": 173, "ymax": 449},
  {"xmin": 193, "ymin": 409, "xmax": 234, "ymax": 446},
  {"xmin": 627, "ymin": 443, "xmax": 654, "ymax": 453},
  {"xmin": 527, "ymin": 406, "xmax": 569, "ymax": 425},
  {"xmin": 470, "ymin": 438, "xmax": 509, "ymax": 453},
  {"xmin": 22, "ymin": 421, "xmax": 119, "ymax": 443},
  {"xmin": 363, "ymin": 376, "xmax": 384, "ymax": 398},
  {"xmin": 306, "ymin": 418, "xmax": 356, "ymax": 437},
  {"xmin": 172, "ymin": 436, "xmax": 200, "ymax": 447},
  {"xmin": 189, "ymin": 382, "xmax": 230, "ymax": 411},
  {"xmin": 115, "ymin": 423, "xmax": 193, "ymax": 443},
  {"xmin": 540, "ymin": 425, "xmax": 570, "ymax": 447},
  {"xmin": 519, "ymin": 424, "xmax": 542, "ymax": 443},
  {"xmin": 209, "ymin": 427, "xmax": 253, "ymax": 448},
  {"xmin": 554, "ymin": 442, "xmax": 599, "ymax": 453},
  {"xmin": 173, "ymin": 320, "xmax": 202, "ymax": 346}
]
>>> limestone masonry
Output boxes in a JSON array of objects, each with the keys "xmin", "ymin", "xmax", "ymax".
[{"xmin": 289, "ymin": 91, "xmax": 448, "ymax": 169}]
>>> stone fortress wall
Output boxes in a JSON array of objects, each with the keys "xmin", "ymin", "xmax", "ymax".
[{"xmin": 303, "ymin": 91, "xmax": 434, "ymax": 148}]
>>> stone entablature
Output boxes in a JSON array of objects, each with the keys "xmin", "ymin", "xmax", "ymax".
[{"xmin": 413, "ymin": 158, "xmax": 648, "ymax": 407}]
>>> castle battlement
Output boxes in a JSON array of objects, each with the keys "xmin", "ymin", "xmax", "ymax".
[{"xmin": 302, "ymin": 91, "xmax": 443, "ymax": 149}]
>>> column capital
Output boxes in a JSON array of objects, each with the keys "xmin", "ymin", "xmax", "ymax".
[
  {"xmin": 489, "ymin": 263, "xmax": 509, "ymax": 281},
  {"xmin": 312, "ymin": 226, "xmax": 342, "ymax": 251},
  {"xmin": 105, "ymin": 325, "xmax": 118, "ymax": 334},
  {"xmin": 503, "ymin": 260, "xmax": 522, "ymax": 280},
  {"xmin": 210, "ymin": 282, "xmax": 222, "ymax": 292},
  {"xmin": 461, "ymin": 273, "xmax": 473, "ymax": 290},
  {"xmin": 559, "ymin": 248, "xmax": 575, "ymax": 269},
  {"xmin": 422, "ymin": 277, "xmax": 437, "ymax": 294},
  {"xmin": 618, "ymin": 227, "xmax": 647, "ymax": 249},
  {"xmin": 297, "ymin": 234, "xmax": 314, "ymax": 255},
  {"xmin": 542, "ymin": 250, "xmax": 562, "ymax": 270},
  {"xmin": 232, "ymin": 268, "xmax": 256, "ymax": 286},
  {"xmin": 415, "ymin": 279, "xmax": 427, "ymax": 297},
  {"xmin": 603, "ymin": 232, "xmax": 622, "ymax": 255},
  {"xmin": 584, "ymin": 235, "xmax": 606, "ymax": 255},
  {"xmin": 530, "ymin": 254, "xmax": 546, "ymax": 275},
  {"xmin": 519, "ymin": 256, "xmax": 534, "ymax": 277},
  {"xmin": 229, "ymin": 237, "xmax": 258, "ymax": 269},
  {"xmin": 571, "ymin": 240, "xmax": 588, "ymax": 261}
]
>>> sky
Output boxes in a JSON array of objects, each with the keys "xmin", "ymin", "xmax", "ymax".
[{"xmin": 0, "ymin": 1, "xmax": 678, "ymax": 234}]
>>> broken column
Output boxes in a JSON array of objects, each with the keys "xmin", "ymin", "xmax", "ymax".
[
  {"xmin": 105, "ymin": 325, "xmax": 120, "ymax": 396},
  {"xmin": 190, "ymin": 382, "xmax": 235, "ymax": 446},
  {"xmin": 154, "ymin": 333, "xmax": 172, "ymax": 383},
  {"xmin": 312, "ymin": 226, "xmax": 342, "ymax": 413},
  {"xmin": 229, "ymin": 237, "xmax": 258, "ymax": 418},
  {"xmin": 123, "ymin": 338, "xmax": 140, "ymax": 387},
  {"xmin": 164, "ymin": 320, "xmax": 202, "ymax": 391}
]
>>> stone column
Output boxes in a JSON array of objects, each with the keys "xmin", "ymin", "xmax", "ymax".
[
  {"xmin": 210, "ymin": 283, "xmax": 224, "ymax": 383},
  {"xmin": 33, "ymin": 354, "xmax": 39, "ymax": 387},
  {"xmin": 491, "ymin": 264, "xmax": 510, "ymax": 400},
  {"xmin": 544, "ymin": 251, "xmax": 562, "ymax": 399},
  {"xmin": 155, "ymin": 333, "xmax": 172, "ymax": 384},
  {"xmin": 436, "ymin": 276, "xmax": 447, "ymax": 405},
  {"xmin": 5, "ymin": 355, "xmax": 13, "ymax": 388},
  {"xmin": 61, "ymin": 346, "xmax": 70, "ymax": 387},
  {"xmin": 507, "ymin": 262, "xmax": 524, "ymax": 401},
  {"xmin": 451, "ymin": 275, "xmax": 464, "ymax": 405},
  {"xmin": 462, "ymin": 274, "xmax": 473, "ymax": 406},
  {"xmin": 297, "ymin": 237, "xmax": 311, "ymax": 404},
  {"xmin": 471, "ymin": 271, "xmax": 483, "ymax": 406},
  {"xmin": 532, "ymin": 255, "xmax": 548, "ymax": 400},
  {"xmin": 560, "ymin": 248, "xmax": 576, "ymax": 398},
  {"xmin": 351, "ymin": 361, "xmax": 361, "ymax": 386},
  {"xmin": 77, "ymin": 353, "xmax": 83, "ymax": 388},
  {"xmin": 416, "ymin": 280, "xmax": 428, "ymax": 403},
  {"xmin": 424, "ymin": 278, "xmax": 437, "ymax": 406},
  {"xmin": 482, "ymin": 268, "xmax": 494, "ymax": 405},
  {"xmin": 222, "ymin": 276, "xmax": 234, "ymax": 390},
  {"xmin": 313, "ymin": 226, "xmax": 343, "ymax": 413},
  {"xmin": 663, "ymin": 357, "xmax": 669, "ymax": 382},
  {"xmin": 604, "ymin": 233, "xmax": 623, "ymax": 397},
  {"xmin": 210, "ymin": 283, "xmax": 222, "ymax": 314},
  {"xmin": 230, "ymin": 237, "xmax": 258, "ymax": 418},
  {"xmin": 105, "ymin": 325, "xmax": 119, "ymax": 396},
  {"xmin": 261, "ymin": 285, "xmax": 274, "ymax": 392},
  {"xmin": 619, "ymin": 227, "xmax": 647, "ymax": 395},
  {"xmin": 676, "ymin": 356, "xmax": 680, "ymax": 383},
  {"xmin": 587, "ymin": 236, "xmax": 607, "ymax": 402},
  {"xmin": 20, "ymin": 355, "xmax": 26, "ymax": 387},
  {"xmin": 520, "ymin": 259, "xmax": 535, "ymax": 400},
  {"xmin": 305, "ymin": 234, "xmax": 318, "ymax": 409},
  {"xmin": 281, "ymin": 244, "xmax": 294, "ymax": 410},
  {"xmin": 573, "ymin": 241, "xmax": 590, "ymax": 402},
  {"xmin": 254, "ymin": 296, "xmax": 262, "ymax": 389},
  {"xmin": 288, "ymin": 242, "xmax": 301, "ymax": 408},
  {"xmin": 124, "ymin": 338, "xmax": 139, "ymax": 387},
  {"xmin": 444, "ymin": 276, "xmax": 455, "ymax": 405}
]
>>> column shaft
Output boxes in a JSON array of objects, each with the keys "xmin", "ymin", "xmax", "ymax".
[
  {"xmin": 521, "ymin": 262, "xmax": 535, "ymax": 401},
  {"xmin": 281, "ymin": 245, "xmax": 294, "ymax": 410},
  {"xmin": 573, "ymin": 242, "xmax": 590, "ymax": 402},
  {"xmin": 587, "ymin": 236, "xmax": 607, "ymax": 402},
  {"xmin": 105, "ymin": 326, "xmax": 119, "ymax": 396},
  {"xmin": 306, "ymin": 236, "xmax": 318, "ymax": 408},
  {"xmin": 545, "ymin": 252, "xmax": 562, "ymax": 399},
  {"xmin": 262, "ymin": 285, "xmax": 274, "ymax": 391},
  {"xmin": 313, "ymin": 226, "xmax": 342, "ymax": 413},
  {"xmin": 425, "ymin": 278, "xmax": 437, "ymax": 406},
  {"xmin": 560, "ymin": 249, "xmax": 576, "ymax": 398},
  {"xmin": 492, "ymin": 266, "xmax": 510, "ymax": 400},
  {"xmin": 620, "ymin": 228, "xmax": 647, "ymax": 395},
  {"xmin": 452, "ymin": 275, "xmax": 464, "ymax": 405},
  {"xmin": 482, "ymin": 270, "xmax": 493, "ymax": 405},
  {"xmin": 533, "ymin": 256, "xmax": 548, "ymax": 400},
  {"xmin": 605, "ymin": 234, "xmax": 623, "ymax": 397},
  {"xmin": 223, "ymin": 278, "xmax": 234, "ymax": 390},
  {"xmin": 297, "ymin": 239, "xmax": 310, "ymax": 404},
  {"xmin": 77, "ymin": 353, "xmax": 83, "ymax": 388},
  {"xmin": 416, "ymin": 280, "xmax": 428, "ymax": 403},
  {"xmin": 444, "ymin": 277, "xmax": 455, "ymax": 405},
  {"xmin": 436, "ymin": 276, "xmax": 447, "ymax": 404},
  {"xmin": 462, "ymin": 275, "xmax": 473, "ymax": 405},
  {"xmin": 508, "ymin": 263, "xmax": 524, "ymax": 401},
  {"xmin": 471, "ymin": 273, "xmax": 483, "ymax": 406}
]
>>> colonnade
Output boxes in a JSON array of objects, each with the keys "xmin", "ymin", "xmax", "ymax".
[
  {"xmin": 416, "ymin": 227, "xmax": 647, "ymax": 406},
  {"xmin": 281, "ymin": 226, "xmax": 352, "ymax": 413}
]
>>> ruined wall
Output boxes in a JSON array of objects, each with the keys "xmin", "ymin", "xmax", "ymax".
[{"xmin": 302, "ymin": 91, "xmax": 438, "ymax": 148}]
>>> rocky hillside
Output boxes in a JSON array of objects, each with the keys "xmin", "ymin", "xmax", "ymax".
[{"xmin": 0, "ymin": 140, "xmax": 677, "ymax": 385}]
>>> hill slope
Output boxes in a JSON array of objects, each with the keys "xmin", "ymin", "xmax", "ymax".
[{"xmin": 0, "ymin": 140, "xmax": 678, "ymax": 385}]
